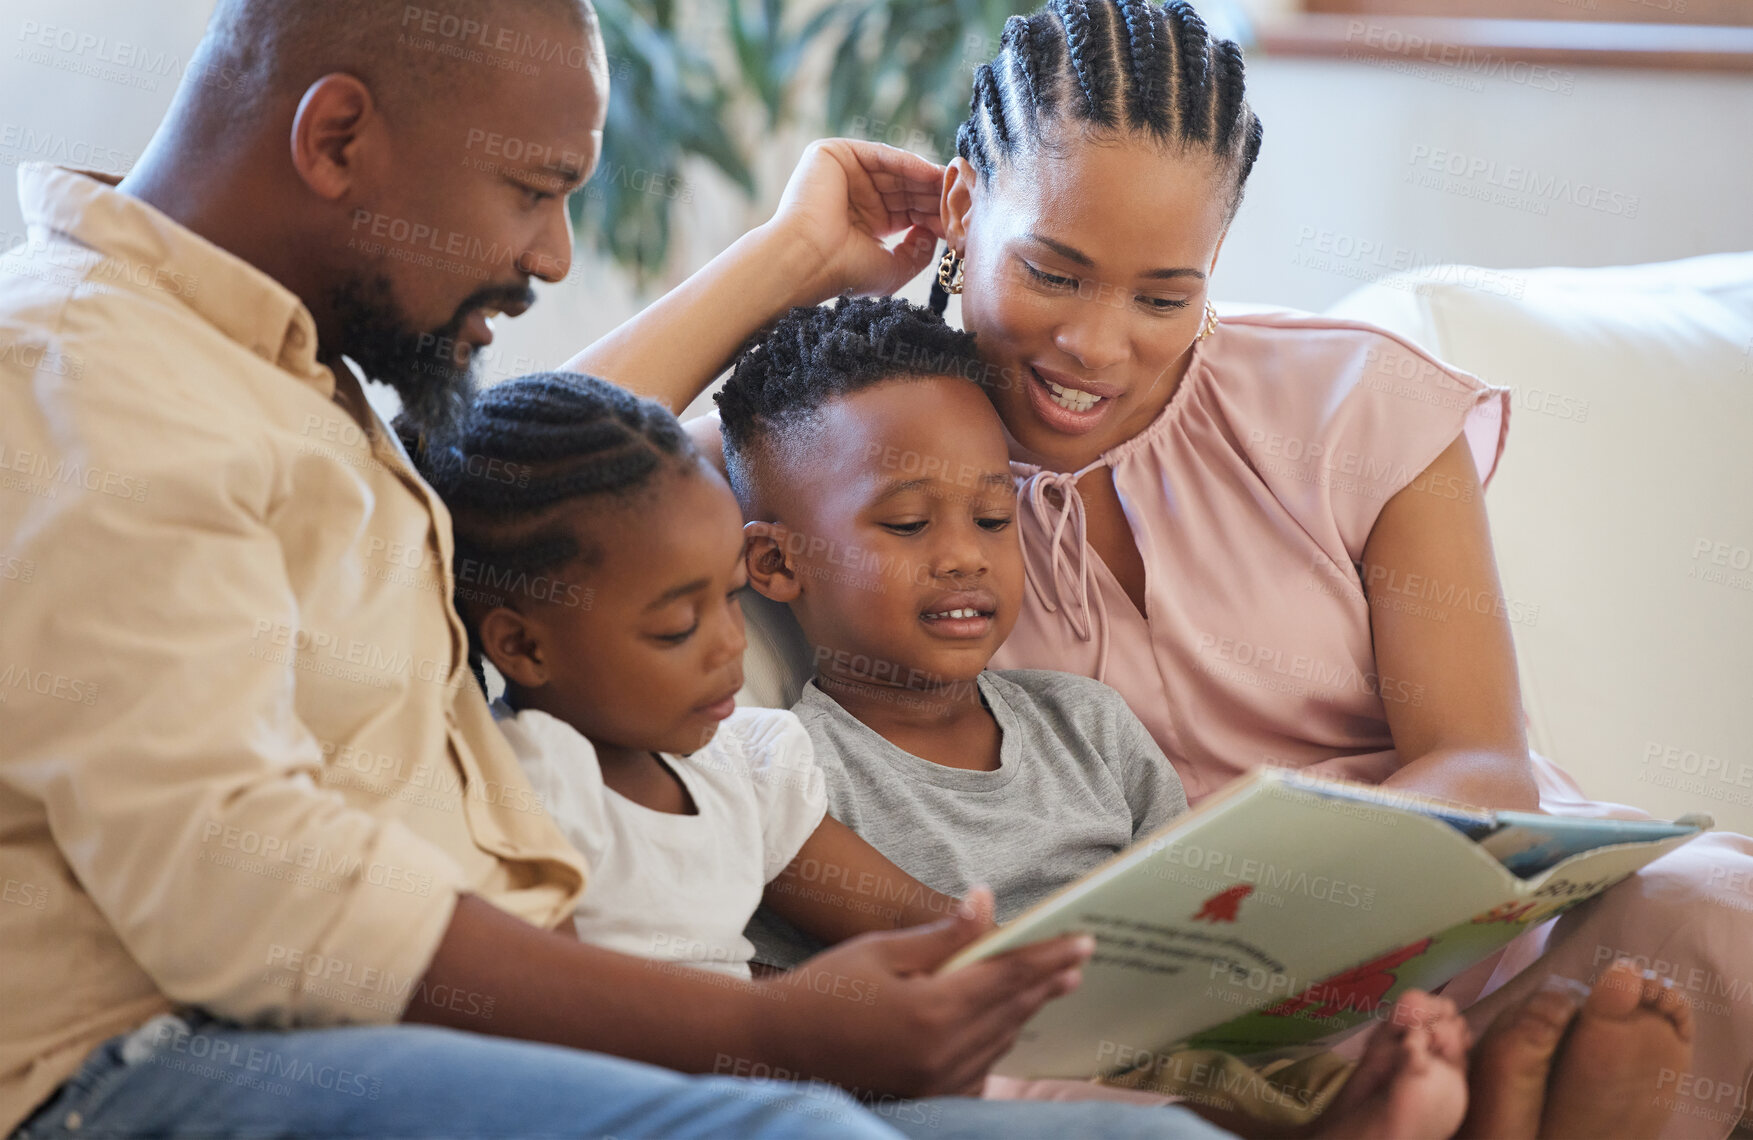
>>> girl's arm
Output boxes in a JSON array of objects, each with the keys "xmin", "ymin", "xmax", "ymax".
[
  {"xmin": 1365, "ymin": 433, "xmax": 1541, "ymax": 811},
  {"xmin": 412, "ymin": 891, "xmax": 1089, "ymax": 1097},
  {"xmin": 562, "ymin": 140, "xmax": 945, "ymax": 413},
  {"xmin": 763, "ymin": 815, "xmax": 961, "ymax": 943}
]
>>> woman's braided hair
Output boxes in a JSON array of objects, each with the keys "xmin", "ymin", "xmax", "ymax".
[
  {"xmin": 935, "ymin": 1, "xmax": 1263, "ymax": 312},
  {"xmin": 415, "ymin": 371, "xmax": 694, "ymax": 686}
]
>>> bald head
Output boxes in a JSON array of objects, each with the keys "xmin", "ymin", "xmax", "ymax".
[
  {"xmin": 188, "ymin": 0, "xmax": 597, "ymax": 129},
  {"xmin": 122, "ymin": 0, "xmax": 607, "ymax": 447}
]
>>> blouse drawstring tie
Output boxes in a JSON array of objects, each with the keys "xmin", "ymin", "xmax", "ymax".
[{"xmin": 1015, "ymin": 459, "xmax": 1113, "ymax": 684}]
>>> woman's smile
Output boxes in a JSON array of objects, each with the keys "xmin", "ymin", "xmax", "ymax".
[{"xmin": 1024, "ymin": 363, "xmax": 1125, "ymax": 435}]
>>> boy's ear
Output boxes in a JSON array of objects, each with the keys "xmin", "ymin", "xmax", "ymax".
[
  {"xmin": 743, "ymin": 521, "xmax": 800, "ymax": 603},
  {"xmin": 477, "ymin": 606, "xmax": 548, "ymax": 690},
  {"xmin": 941, "ymin": 157, "xmax": 977, "ymax": 251}
]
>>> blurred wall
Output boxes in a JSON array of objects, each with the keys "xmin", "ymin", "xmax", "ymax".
[
  {"xmin": 8, "ymin": 0, "xmax": 1752, "ymax": 388},
  {"xmin": 1219, "ymin": 55, "xmax": 1753, "ymax": 310}
]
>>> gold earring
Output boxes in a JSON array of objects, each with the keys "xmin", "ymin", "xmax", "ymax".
[
  {"xmin": 937, "ymin": 249, "xmax": 965, "ymax": 295},
  {"xmin": 1195, "ymin": 300, "xmax": 1219, "ymax": 342}
]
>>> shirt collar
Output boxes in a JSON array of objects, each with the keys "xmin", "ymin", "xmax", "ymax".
[
  {"xmin": 17, "ymin": 163, "xmax": 328, "ymax": 395},
  {"xmin": 1003, "ymin": 337, "xmax": 1213, "ymax": 678}
]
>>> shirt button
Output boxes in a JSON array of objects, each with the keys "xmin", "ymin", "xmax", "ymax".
[{"xmin": 65, "ymin": 1111, "xmax": 83, "ymax": 1129}]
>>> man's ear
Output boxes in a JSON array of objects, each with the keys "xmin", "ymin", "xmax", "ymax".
[
  {"xmin": 743, "ymin": 521, "xmax": 800, "ymax": 603},
  {"xmin": 289, "ymin": 74, "xmax": 376, "ymax": 202},
  {"xmin": 940, "ymin": 157, "xmax": 978, "ymax": 253},
  {"xmin": 478, "ymin": 605, "xmax": 548, "ymax": 690}
]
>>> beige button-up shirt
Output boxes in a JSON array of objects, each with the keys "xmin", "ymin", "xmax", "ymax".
[{"xmin": 0, "ymin": 165, "xmax": 587, "ymax": 1133}]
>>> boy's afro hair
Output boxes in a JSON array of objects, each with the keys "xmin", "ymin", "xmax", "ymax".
[{"xmin": 715, "ymin": 295, "xmax": 986, "ymax": 501}]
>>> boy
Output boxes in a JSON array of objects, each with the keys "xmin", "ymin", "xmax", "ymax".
[{"xmin": 717, "ymin": 295, "xmax": 1188, "ymax": 969}]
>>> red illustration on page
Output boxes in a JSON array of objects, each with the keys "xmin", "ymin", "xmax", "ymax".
[{"xmin": 1191, "ymin": 884, "xmax": 1253, "ymax": 923}]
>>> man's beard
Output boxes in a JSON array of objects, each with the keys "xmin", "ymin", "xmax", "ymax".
[{"xmin": 327, "ymin": 274, "xmax": 533, "ymax": 454}]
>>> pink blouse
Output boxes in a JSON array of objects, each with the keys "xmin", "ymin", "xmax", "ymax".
[{"xmin": 991, "ymin": 311, "xmax": 1510, "ymax": 804}]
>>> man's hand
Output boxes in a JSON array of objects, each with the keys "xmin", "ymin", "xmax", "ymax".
[
  {"xmin": 408, "ymin": 891, "xmax": 1089, "ymax": 1099},
  {"xmin": 761, "ymin": 138, "xmax": 946, "ymax": 306},
  {"xmin": 757, "ymin": 888, "xmax": 1093, "ymax": 1096}
]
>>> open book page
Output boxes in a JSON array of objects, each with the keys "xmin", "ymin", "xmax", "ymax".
[
  {"xmin": 1184, "ymin": 834, "xmax": 1695, "ymax": 1056},
  {"xmin": 1272, "ymin": 773, "xmax": 1710, "ymax": 877},
  {"xmin": 1477, "ymin": 811, "xmax": 1709, "ymax": 876},
  {"xmin": 941, "ymin": 768, "xmax": 1708, "ymax": 1079},
  {"xmin": 1269, "ymin": 773, "xmax": 1501, "ymax": 840}
]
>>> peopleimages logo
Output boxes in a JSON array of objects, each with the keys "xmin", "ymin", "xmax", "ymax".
[
  {"xmin": 15, "ymin": 20, "xmax": 253, "ymax": 94},
  {"xmin": 398, "ymin": 5, "xmax": 593, "ymax": 70},
  {"xmin": 1344, "ymin": 22, "xmax": 1576, "ymax": 95},
  {"xmin": 1291, "ymin": 227, "xmax": 1526, "ymax": 300},
  {"xmin": 1689, "ymin": 537, "xmax": 1753, "ymax": 593},
  {"xmin": 0, "ymin": 123, "xmax": 133, "ymax": 176},
  {"xmin": 1406, "ymin": 145, "xmax": 1639, "ymax": 219}
]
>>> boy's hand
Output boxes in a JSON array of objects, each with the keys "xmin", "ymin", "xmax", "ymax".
[
  {"xmin": 756, "ymin": 888, "xmax": 1094, "ymax": 1097},
  {"xmin": 762, "ymin": 139, "xmax": 946, "ymax": 306}
]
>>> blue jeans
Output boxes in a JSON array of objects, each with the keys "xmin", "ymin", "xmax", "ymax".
[{"xmin": 11, "ymin": 1013, "xmax": 1236, "ymax": 1139}]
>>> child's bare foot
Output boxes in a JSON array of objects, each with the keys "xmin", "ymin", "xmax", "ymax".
[
  {"xmin": 1311, "ymin": 991, "xmax": 1470, "ymax": 1140},
  {"xmin": 1538, "ymin": 958, "xmax": 1695, "ymax": 1140},
  {"xmin": 1457, "ymin": 975, "xmax": 1590, "ymax": 1140}
]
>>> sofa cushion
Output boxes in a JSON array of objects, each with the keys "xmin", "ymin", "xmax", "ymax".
[
  {"xmin": 1326, "ymin": 253, "xmax": 1753, "ymax": 832},
  {"xmin": 737, "ymin": 589, "xmax": 812, "ymax": 712}
]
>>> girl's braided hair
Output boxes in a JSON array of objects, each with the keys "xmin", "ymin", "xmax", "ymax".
[{"xmin": 414, "ymin": 371, "xmax": 694, "ymax": 686}]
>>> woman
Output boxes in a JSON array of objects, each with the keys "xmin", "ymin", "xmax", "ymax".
[{"xmin": 569, "ymin": 3, "xmax": 1750, "ymax": 1134}]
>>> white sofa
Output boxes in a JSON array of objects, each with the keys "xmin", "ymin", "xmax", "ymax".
[
  {"xmin": 1328, "ymin": 253, "xmax": 1753, "ymax": 835},
  {"xmin": 738, "ymin": 252, "xmax": 1753, "ymax": 834}
]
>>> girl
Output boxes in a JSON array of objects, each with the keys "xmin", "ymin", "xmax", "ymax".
[
  {"xmin": 565, "ymin": 4, "xmax": 1753, "ymax": 1135},
  {"xmin": 414, "ymin": 371, "xmax": 963, "ymax": 977}
]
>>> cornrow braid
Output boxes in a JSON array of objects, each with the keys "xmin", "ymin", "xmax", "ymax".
[
  {"xmin": 1117, "ymin": 0, "xmax": 1166, "ymax": 135},
  {"xmin": 415, "ymin": 371, "xmax": 694, "ymax": 687},
  {"xmin": 716, "ymin": 295, "xmax": 987, "ymax": 509},
  {"xmin": 972, "ymin": 62, "xmax": 1010, "ymax": 156},
  {"xmin": 1058, "ymin": 0, "xmax": 1118, "ymax": 128},
  {"xmin": 949, "ymin": 0, "xmax": 1264, "ymax": 257},
  {"xmin": 1002, "ymin": 15, "xmax": 1050, "ymax": 132},
  {"xmin": 1164, "ymin": 1, "xmax": 1212, "ymax": 142},
  {"xmin": 1208, "ymin": 36, "xmax": 1247, "ymax": 154}
]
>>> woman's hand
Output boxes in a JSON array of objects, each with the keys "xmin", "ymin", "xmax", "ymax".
[
  {"xmin": 762, "ymin": 138, "xmax": 946, "ymax": 304},
  {"xmin": 565, "ymin": 140, "xmax": 945, "ymax": 413}
]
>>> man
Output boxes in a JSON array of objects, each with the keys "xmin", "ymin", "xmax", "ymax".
[{"xmin": 0, "ymin": 1, "xmax": 1235, "ymax": 1137}]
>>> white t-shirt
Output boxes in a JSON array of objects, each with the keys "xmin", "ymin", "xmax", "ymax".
[{"xmin": 495, "ymin": 702, "xmax": 828, "ymax": 977}]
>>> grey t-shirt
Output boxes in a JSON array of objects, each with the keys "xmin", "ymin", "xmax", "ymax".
[{"xmin": 747, "ymin": 668, "xmax": 1188, "ymax": 969}]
